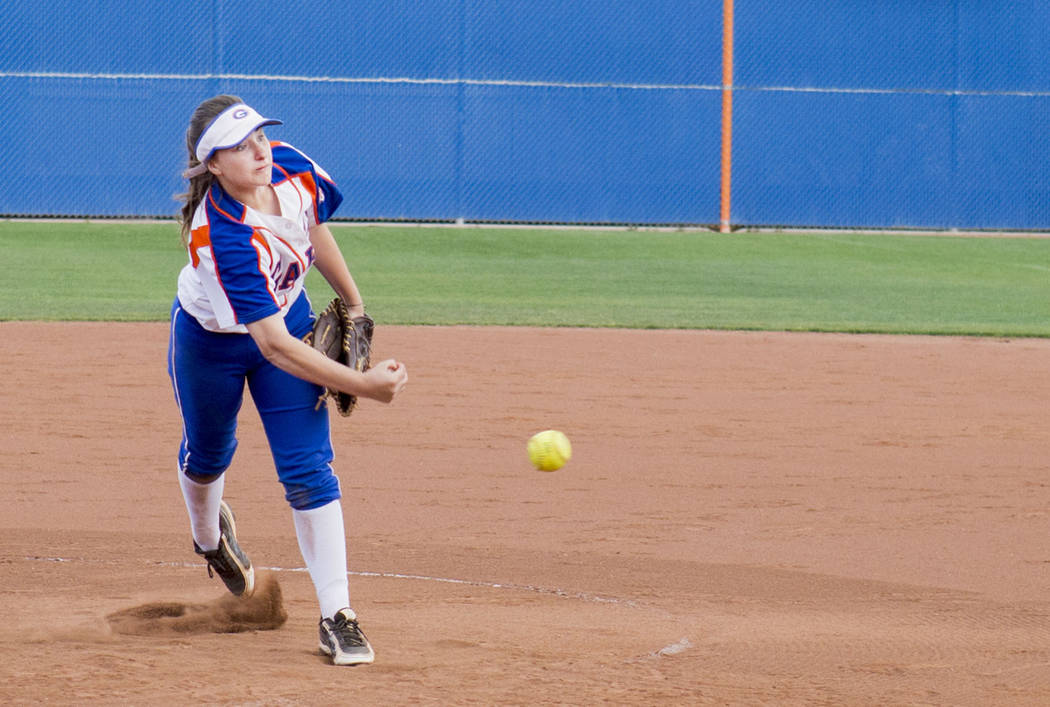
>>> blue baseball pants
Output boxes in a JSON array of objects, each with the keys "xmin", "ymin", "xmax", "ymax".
[{"xmin": 167, "ymin": 292, "xmax": 341, "ymax": 510}]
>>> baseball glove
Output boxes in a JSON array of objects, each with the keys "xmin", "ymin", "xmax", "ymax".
[{"xmin": 304, "ymin": 297, "xmax": 374, "ymax": 416}]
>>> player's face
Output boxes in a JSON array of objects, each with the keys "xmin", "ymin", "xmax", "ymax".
[{"xmin": 208, "ymin": 128, "xmax": 273, "ymax": 189}]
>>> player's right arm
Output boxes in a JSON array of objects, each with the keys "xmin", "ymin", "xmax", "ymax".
[{"xmin": 245, "ymin": 314, "xmax": 407, "ymax": 403}]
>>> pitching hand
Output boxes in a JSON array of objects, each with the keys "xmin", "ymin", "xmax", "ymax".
[{"xmin": 363, "ymin": 359, "xmax": 408, "ymax": 403}]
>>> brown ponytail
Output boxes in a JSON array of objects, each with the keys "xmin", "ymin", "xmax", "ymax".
[{"xmin": 175, "ymin": 94, "xmax": 243, "ymax": 245}]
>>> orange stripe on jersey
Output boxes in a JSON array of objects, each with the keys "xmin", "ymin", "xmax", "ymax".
[
  {"xmin": 250, "ymin": 229, "xmax": 278, "ymax": 303},
  {"xmin": 297, "ymin": 172, "xmax": 319, "ymax": 223},
  {"xmin": 250, "ymin": 229, "xmax": 273, "ymax": 260},
  {"xmin": 298, "ymin": 171, "xmax": 318, "ymax": 200},
  {"xmin": 188, "ymin": 224, "xmax": 210, "ymax": 268}
]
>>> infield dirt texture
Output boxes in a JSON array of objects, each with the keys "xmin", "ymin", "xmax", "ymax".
[{"xmin": 2, "ymin": 322, "xmax": 1050, "ymax": 704}]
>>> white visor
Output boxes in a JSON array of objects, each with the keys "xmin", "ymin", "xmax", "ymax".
[{"xmin": 185, "ymin": 103, "xmax": 282, "ymax": 177}]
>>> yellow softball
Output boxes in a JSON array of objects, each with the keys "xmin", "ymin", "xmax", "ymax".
[{"xmin": 527, "ymin": 430, "xmax": 572, "ymax": 471}]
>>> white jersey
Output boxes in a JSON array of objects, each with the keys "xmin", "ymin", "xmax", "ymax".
[{"xmin": 177, "ymin": 142, "xmax": 343, "ymax": 333}]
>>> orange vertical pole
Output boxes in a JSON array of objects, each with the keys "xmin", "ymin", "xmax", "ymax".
[{"xmin": 720, "ymin": 0, "xmax": 734, "ymax": 233}]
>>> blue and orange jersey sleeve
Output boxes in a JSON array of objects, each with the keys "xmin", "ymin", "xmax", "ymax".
[
  {"xmin": 202, "ymin": 184, "xmax": 281, "ymax": 326},
  {"xmin": 270, "ymin": 142, "xmax": 344, "ymax": 224}
]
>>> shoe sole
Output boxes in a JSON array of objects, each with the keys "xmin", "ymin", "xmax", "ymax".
[
  {"xmin": 218, "ymin": 500, "xmax": 255, "ymax": 597},
  {"xmin": 319, "ymin": 641, "xmax": 375, "ymax": 666}
]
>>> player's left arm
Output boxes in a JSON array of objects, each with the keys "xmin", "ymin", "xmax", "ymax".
[{"xmin": 309, "ymin": 223, "xmax": 365, "ymax": 318}]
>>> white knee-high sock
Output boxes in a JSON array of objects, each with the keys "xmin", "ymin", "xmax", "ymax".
[
  {"xmin": 293, "ymin": 499, "xmax": 350, "ymax": 621},
  {"xmin": 178, "ymin": 470, "xmax": 224, "ymax": 551}
]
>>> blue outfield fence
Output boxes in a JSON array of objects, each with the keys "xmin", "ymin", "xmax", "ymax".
[{"xmin": 0, "ymin": 2, "xmax": 1047, "ymax": 230}]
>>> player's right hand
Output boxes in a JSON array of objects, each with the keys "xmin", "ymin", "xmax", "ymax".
[{"xmin": 364, "ymin": 359, "xmax": 408, "ymax": 402}]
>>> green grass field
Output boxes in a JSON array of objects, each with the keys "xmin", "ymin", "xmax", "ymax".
[{"xmin": 3, "ymin": 220, "xmax": 1049, "ymax": 336}]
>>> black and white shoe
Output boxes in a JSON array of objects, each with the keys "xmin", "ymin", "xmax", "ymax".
[
  {"xmin": 319, "ymin": 608, "xmax": 375, "ymax": 665},
  {"xmin": 194, "ymin": 500, "xmax": 255, "ymax": 597}
]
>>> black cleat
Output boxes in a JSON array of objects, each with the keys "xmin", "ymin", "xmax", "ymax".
[
  {"xmin": 194, "ymin": 500, "xmax": 255, "ymax": 597},
  {"xmin": 319, "ymin": 608, "xmax": 375, "ymax": 665}
]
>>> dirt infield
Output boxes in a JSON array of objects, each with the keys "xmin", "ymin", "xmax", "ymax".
[{"xmin": 2, "ymin": 322, "xmax": 1050, "ymax": 705}]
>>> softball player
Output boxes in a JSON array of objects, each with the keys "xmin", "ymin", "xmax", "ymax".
[{"xmin": 169, "ymin": 94, "xmax": 408, "ymax": 666}]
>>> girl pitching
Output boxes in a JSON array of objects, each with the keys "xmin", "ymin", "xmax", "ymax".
[{"xmin": 169, "ymin": 94, "xmax": 407, "ymax": 665}]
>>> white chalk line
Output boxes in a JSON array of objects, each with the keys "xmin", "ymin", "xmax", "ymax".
[
  {"xmin": 24, "ymin": 554, "xmax": 639, "ymax": 609},
  {"xmin": 26, "ymin": 554, "xmax": 694, "ymax": 659}
]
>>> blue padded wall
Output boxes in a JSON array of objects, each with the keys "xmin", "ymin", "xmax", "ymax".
[{"xmin": 0, "ymin": 2, "xmax": 1046, "ymax": 229}]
